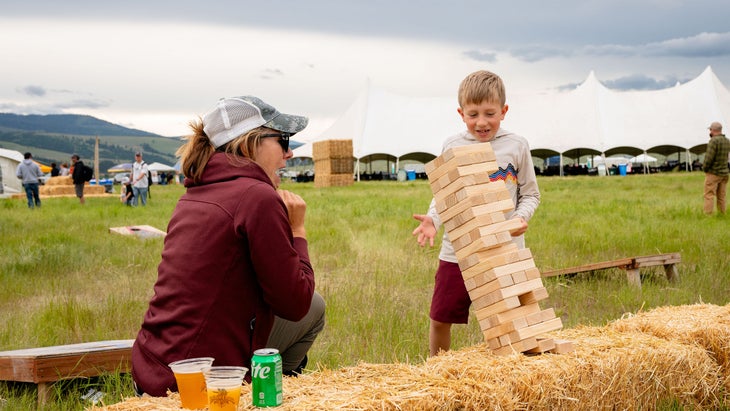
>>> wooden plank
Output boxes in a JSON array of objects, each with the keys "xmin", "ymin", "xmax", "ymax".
[
  {"xmin": 549, "ymin": 339, "xmax": 576, "ymax": 354},
  {"xmin": 541, "ymin": 258, "xmax": 633, "ymax": 277},
  {"xmin": 431, "ymin": 173, "xmax": 492, "ymax": 202},
  {"xmin": 425, "ymin": 144, "xmax": 495, "ymax": 177},
  {"xmin": 525, "ymin": 338, "xmax": 557, "ymax": 354},
  {"xmin": 433, "ymin": 162, "xmax": 499, "ymax": 193},
  {"xmin": 454, "ymin": 231, "xmax": 513, "ymax": 261},
  {"xmin": 508, "ymin": 317, "xmax": 563, "ymax": 342},
  {"xmin": 518, "ymin": 287, "xmax": 549, "ymax": 305},
  {"xmin": 472, "ymin": 278, "xmax": 544, "ymax": 311},
  {"xmin": 0, "ymin": 340, "xmax": 134, "ymax": 383},
  {"xmin": 482, "ymin": 317, "xmax": 528, "ymax": 340},
  {"xmin": 441, "ymin": 199, "xmax": 515, "ymax": 229},
  {"xmin": 479, "ymin": 303, "xmax": 542, "ymax": 330},
  {"xmin": 438, "ymin": 190, "xmax": 509, "ymax": 226},
  {"xmin": 451, "ymin": 218, "xmax": 525, "ymax": 251},
  {"xmin": 524, "ymin": 308, "xmax": 556, "ymax": 326},
  {"xmin": 474, "ymin": 296, "xmax": 522, "ymax": 321},
  {"xmin": 463, "ymin": 257, "xmax": 537, "ymax": 289},
  {"xmin": 458, "ymin": 244, "xmax": 524, "ymax": 273},
  {"xmin": 467, "ymin": 274, "xmax": 515, "ymax": 302},
  {"xmin": 435, "ymin": 179, "xmax": 507, "ymax": 216},
  {"xmin": 445, "ymin": 212, "xmax": 506, "ymax": 242},
  {"xmin": 435, "ymin": 181, "xmax": 508, "ymax": 213},
  {"xmin": 632, "ymin": 253, "xmax": 681, "ymax": 264},
  {"xmin": 493, "ymin": 337, "xmax": 539, "ymax": 356},
  {"xmin": 440, "ymin": 142, "xmax": 496, "ymax": 164}
]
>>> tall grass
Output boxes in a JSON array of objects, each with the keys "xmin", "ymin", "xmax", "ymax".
[{"xmin": 0, "ymin": 172, "xmax": 727, "ymax": 409}]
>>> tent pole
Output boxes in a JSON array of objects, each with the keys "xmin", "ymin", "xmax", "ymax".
[
  {"xmin": 356, "ymin": 159, "xmax": 360, "ymax": 182},
  {"xmin": 559, "ymin": 153, "xmax": 564, "ymax": 177}
]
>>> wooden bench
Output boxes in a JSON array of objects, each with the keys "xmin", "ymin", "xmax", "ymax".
[
  {"xmin": 541, "ymin": 253, "xmax": 681, "ymax": 287},
  {"xmin": 0, "ymin": 339, "xmax": 134, "ymax": 405}
]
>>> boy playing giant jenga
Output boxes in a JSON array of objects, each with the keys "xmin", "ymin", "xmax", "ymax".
[{"xmin": 412, "ymin": 70, "xmax": 541, "ymax": 356}]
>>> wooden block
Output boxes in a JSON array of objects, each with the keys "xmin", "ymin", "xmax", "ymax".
[
  {"xmin": 524, "ymin": 308, "xmax": 556, "ymax": 326},
  {"xmin": 454, "ymin": 231, "xmax": 513, "ymax": 261},
  {"xmin": 508, "ymin": 317, "xmax": 563, "ymax": 342},
  {"xmin": 482, "ymin": 317, "xmax": 528, "ymax": 340},
  {"xmin": 523, "ymin": 267, "xmax": 542, "ymax": 281},
  {"xmin": 487, "ymin": 337, "xmax": 501, "ymax": 350},
  {"xmin": 525, "ymin": 338, "xmax": 557, "ymax": 354},
  {"xmin": 440, "ymin": 142, "xmax": 496, "ymax": 164},
  {"xmin": 425, "ymin": 145, "xmax": 495, "ymax": 177},
  {"xmin": 467, "ymin": 274, "xmax": 514, "ymax": 302},
  {"xmin": 435, "ymin": 181, "xmax": 509, "ymax": 213},
  {"xmin": 493, "ymin": 337, "xmax": 539, "ymax": 356},
  {"xmin": 442, "ymin": 199, "xmax": 516, "ymax": 229},
  {"xmin": 451, "ymin": 218, "xmax": 525, "ymax": 251},
  {"xmin": 474, "ymin": 296, "xmax": 522, "ymax": 321},
  {"xmin": 435, "ymin": 180, "xmax": 512, "ymax": 215},
  {"xmin": 518, "ymin": 287, "xmax": 549, "ymax": 304},
  {"xmin": 446, "ymin": 212, "xmax": 506, "ymax": 242},
  {"xmin": 459, "ymin": 244, "xmax": 525, "ymax": 273},
  {"xmin": 472, "ymin": 278, "xmax": 544, "ymax": 311},
  {"xmin": 632, "ymin": 253, "xmax": 681, "ymax": 265},
  {"xmin": 463, "ymin": 256, "xmax": 537, "ymax": 289},
  {"xmin": 431, "ymin": 173, "xmax": 492, "ymax": 202},
  {"xmin": 480, "ymin": 303, "xmax": 542, "ymax": 330},
  {"xmin": 432, "ymin": 162, "xmax": 499, "ymax": 190},
  {"xmin": 549, "ymin": 339, "xmax": 576, "ymax": 354},
  {"xmin": 438, "ymin": 189, "xmax": 509, "ymax": 225}
]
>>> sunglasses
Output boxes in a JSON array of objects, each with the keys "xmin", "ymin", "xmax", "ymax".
[{"xmin": 260, "ymin": 132, "xmax": 292, "ymax": 152}]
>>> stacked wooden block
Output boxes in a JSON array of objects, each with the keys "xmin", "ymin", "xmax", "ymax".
[
  {"xmin": 313, "ymin": 139, "xmax": 354, "ymax": 188},
  {"xmin": 425, "ymin": 142, "xmax": 572, "ymax": 356}
]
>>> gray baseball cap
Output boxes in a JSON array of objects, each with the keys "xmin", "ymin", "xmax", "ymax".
[{"xmin": 203, "ymin": 96, "xmax": 308, "ymax": 149}]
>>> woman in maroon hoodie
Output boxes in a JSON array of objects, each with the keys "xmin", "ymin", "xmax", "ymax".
[{"xmin": 131, "ymin": 96, "xmax": 325, "ymax": 396}]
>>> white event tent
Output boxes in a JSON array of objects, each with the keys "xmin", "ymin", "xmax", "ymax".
[{"xmin": 293, "ymin": 66, "xmax": 730, "ymax": 176}]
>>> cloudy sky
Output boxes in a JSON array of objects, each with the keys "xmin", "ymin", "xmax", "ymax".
[{"xmin": 2, "ymin": 0, "xmax": 729, "ymax": 139}]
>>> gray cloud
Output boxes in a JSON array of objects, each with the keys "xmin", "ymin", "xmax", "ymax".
[
  {"xmin": 20, "ymin": 85, "xmax": 46, "ymax": 96},
  {"xmin": 259, "ymin": 68, "xmax": 284, "ymax": 80},
  {"xmin": 462, "ymin": 50, "xmax": 497, "ymax": 63}
]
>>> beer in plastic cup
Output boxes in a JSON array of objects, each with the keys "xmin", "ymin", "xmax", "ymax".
[
  {"xmin": 168, "ymin": 357, "xmax": 215, "ymax": 409},
  {"xmin": 203, "ymin": 366, "xmax": 248, "ymax": 411}
]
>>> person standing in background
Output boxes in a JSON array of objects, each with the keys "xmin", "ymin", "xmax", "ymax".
[
  {"xmin": 50, "ymin": 162, "xmax": 60, "ymax": 177},
  {"xmin": 131, "ymin": 152, "xmax": 149, "ymax": 206},
  {"xmin": 16, "ymin": 152, "xmax": 43, "ymax": 209},
  {"xmin": 59, "ymin": 162, "xmax": 70, "ymax": 176},
  {"xmin": 71, "ymin": 154, "xmax": 86, "ymax": 205},
  {"xmin": 702, "ymin": 121, "xmax": 730, "ymax": 215}
]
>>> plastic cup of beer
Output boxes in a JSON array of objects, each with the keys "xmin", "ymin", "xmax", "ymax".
[
  {"xmin": 168, "ymin": 357, "xmax": 215, "ymax": 409},
  {"xmin": 203, "ymin": 366, "xmax": 248, "ymax": 411}
]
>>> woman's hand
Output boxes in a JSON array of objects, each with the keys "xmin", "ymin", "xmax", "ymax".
[{"xmin": 278, "ymin": 189, "xmax": 306, "ymax": 238}]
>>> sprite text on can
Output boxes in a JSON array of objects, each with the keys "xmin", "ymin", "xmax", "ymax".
[{"xmin": 251, "ymin": 348, "xmax": 283, "ymax": 407}]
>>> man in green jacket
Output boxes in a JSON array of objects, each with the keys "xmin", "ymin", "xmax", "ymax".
[{"xmin": 702, "ymin": 121, "xmax": 730, "ymax": 214}]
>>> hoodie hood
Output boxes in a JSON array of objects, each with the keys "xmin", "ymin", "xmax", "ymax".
[{"xmin": 183, "ymin": 152, "xmax": 273, "ymax": 188}]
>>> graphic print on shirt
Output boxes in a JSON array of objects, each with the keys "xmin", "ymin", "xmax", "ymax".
[{"xmin": 489, "ymin": 163, "xmax": 518, "ymax": 185}]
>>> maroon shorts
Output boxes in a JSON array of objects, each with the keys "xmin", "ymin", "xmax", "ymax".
[{"xmin": 429, "ymin": 259, "xmax": 470, "ymax": 324}]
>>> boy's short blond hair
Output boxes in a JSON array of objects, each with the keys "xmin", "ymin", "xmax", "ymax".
[{"xmin": 458, "ymin": 70, "xmax": 506, "ymax": 107}]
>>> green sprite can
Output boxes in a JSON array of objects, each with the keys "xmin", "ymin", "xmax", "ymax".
[{"xmin": 251, "ymin": 348, "xmax": 283, "ymax": 407}]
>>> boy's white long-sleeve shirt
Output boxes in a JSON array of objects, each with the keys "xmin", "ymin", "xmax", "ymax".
[{"xmin": 426, "ymin": 128, "xmax": 540, "ymax": 263}]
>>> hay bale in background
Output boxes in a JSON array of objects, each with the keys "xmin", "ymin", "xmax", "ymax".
[
  {"xmin": 90, "ymin": 304, "xmax": 729, "ymax": 410},
  {"xmin": 313, "ymin": 139, "xmax": 354, "ymax": 188}
]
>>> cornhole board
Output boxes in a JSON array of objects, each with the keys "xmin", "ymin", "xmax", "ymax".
[
  {"xmin": 109, "ymin": 225, "xmax": 167, "ymax": 239},
  {"xmin": 541, "ymin": 253, "xmax": 681, "ymax": 287},
  {"xmin": 0, "ymin": 339, "xmax": 134, "ymax": 405},
  {"xmin": 425, "ymin": 142, "xmax": 569, "ymax": 355}
]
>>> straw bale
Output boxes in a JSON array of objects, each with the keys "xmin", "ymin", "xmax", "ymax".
[
  {"xmin": 312, "ymin": 139, "xmax": 353, "ymax": 161},
  {"xmin": 314, "ymin": 173, "xmax": 353, "ymax": 188},
  {"xmin": 46, "ymin": 176, "xmax": 73, "ymax": 186},
  {"xmin": 92, "ymin": 329, "xmax": 725, "ymax": 409},
  {"xmin": 314, "ymin": 157, "xmax": 354, "ymax": 175}
]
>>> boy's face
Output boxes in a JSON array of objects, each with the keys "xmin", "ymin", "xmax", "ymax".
[{"xmin": 457, "ymin": 100, "xmax": 508, "ymax": 142}]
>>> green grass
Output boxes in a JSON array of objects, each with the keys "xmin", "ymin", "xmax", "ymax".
[{"xmin": 0, "ymin": 172, "xmax": 728, "ymax": 409}]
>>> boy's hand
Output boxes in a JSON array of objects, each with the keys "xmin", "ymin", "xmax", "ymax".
[
  {"xmin": 510, "ymin": 217, "xmax": 528, "ymax": 237},
  {"xmin": 412, "ymin": 214, "xmax": 437, "ymax": 247}
]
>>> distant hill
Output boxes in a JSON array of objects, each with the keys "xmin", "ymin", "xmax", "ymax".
[
  {"xmin": 0, "ymin": 113, "xmax": 164, "ymax": 137},
  {"xmin": 0, "ymin": 113, "xmax": 182, "ymax": 175}
]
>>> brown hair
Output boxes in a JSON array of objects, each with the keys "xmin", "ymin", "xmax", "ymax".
[
  {"xmin": 458, "ymin": 70, "xmax": 506, "ymax": 107},
  {"xmin": 176, "ymin": 118, "xmax": 269, "ymax": 184}
]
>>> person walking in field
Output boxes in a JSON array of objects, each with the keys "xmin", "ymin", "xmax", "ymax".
[
  {"xmin": 70, "ymin": 154, "xmax": 87, "ymax": 204},
  {"xmin": 131, "ymin": 152, "xmax": 149, "ymax": 206},
  {"xmin": 15, "ymin": 152, "xmax": 43, "ymax": 209},
  {"xmin": 131, "ymin": 95, "xmax": 325, "ymax": 396},
  {"xmin": 702, "ymin": 121, "xmax": 730, "ymax": 215},
  {"xmin": 412, "ymin": 70, "xmax": 541, "ymax": 356}
]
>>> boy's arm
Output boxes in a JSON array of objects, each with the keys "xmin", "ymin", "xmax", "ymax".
[{"xmin": 513, "ymin": 143, "xmax": 541, "ymax": 222}]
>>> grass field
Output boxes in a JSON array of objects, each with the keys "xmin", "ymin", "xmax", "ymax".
[{"xmin": 0, "ymin": 172, "xmax": 728, "ymax": 410}]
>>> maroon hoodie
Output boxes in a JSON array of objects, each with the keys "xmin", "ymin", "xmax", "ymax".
[{"xmin": 131, "ymin": 152, "xmax": 314, "ymax": 396}]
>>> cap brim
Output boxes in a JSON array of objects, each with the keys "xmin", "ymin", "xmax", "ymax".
[
  {"xmin": 290, "ymin": 140, "xmax": 304, "ymax": 150},
  {"xmin": 264, "ymin": 112, "xmax": 308, "ymax": 135}
]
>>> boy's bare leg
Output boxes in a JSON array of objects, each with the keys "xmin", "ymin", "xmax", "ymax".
[{"xmin": 429, "ymin": 319, "xmax": 452, "ymax": 356}]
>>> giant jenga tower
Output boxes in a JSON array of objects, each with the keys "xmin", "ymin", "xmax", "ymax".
[{"xmin": 426, "ymin": 142, "xmax": 573, "ymax": 355}]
